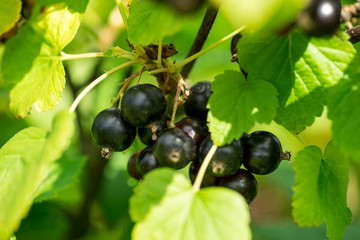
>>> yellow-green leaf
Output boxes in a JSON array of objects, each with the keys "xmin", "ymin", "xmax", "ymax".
[{"xmin": 0, "ymin": 0, "xmax": 21, "ymax": 35}]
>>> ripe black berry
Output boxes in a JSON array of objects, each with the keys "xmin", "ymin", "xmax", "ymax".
[
  {"xmin": 121, "ymin": 84, "xmax": 167, "ymax": 127},
  {"xmin": 128, "ymin": 151, "xmax": 141, "ymax": 180},
  {"xmin": 138, "ymin": 116, "xmax": 169, "ymax": 146},
  {"xmin": 189, "ymin": 161, "xmax": 218, "ymax": 188},
  {"xmin": 184, "ymin": 81, "xmax": 211, "ymax": 122},
  {"xmin": 218, "ymin": 169, "xmax": 258, "ymax": 204},
  {"xmin": 175, "ymin": 117, "xmax": 209, "ymax": 152},
  {"xmin": 242, "ymin": 131, "xmax": 282, "ymax": 175},
  {"xmin": 153, "ymin": 128, "xmax": 195, "ymax": 169},
  {"xmin": 136, "ymin": 147, "xmax": 161, "ymax": 178},
  {"xmin": 91, "ymin": 108, "xmax": 136, "ymax": 152},
  {"xmin": 199, "ymin": 135, "xmax": 243, "ymax": 177},
  {"xmin": 297, "ymin": 0, "xmax": 341, "ymax": 37}
]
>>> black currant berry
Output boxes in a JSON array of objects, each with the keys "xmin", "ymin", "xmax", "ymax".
[
  {"xmin": 199, "ymin": 135, "xmax": 243, "ymax": 177},
  {"xmin": 121, "ymin": 84, "xmax": 167, "ymax": 127},
  {"xmin": 138, "ymin": 116, "xmax": 169, "ymax": 146},
  {"xmin": 189, "ymin": 161, "xmax": 218, "ymax": 188},
  {"xmin": 128, "ymin": 151, "xmax": 141, "ymax": 180},
  {"xmin": 184, "ymin": 81, "xmax": 211, "ymax": 122},
  {"xmin": 242, "ymin": 131, "xmax": 282, "ymax": 175},
  {"xmin": 136, "ymin": 147, "xmax": 161, "ymax": 178},
  {"xmin": 297, "ymin": 0, "xmax": 341, "ymax": 37},
  {"xmin": 91, "ymin": 108, "xmax": 136, "ymax": 152},
  {"xmin": 218, "ymin": 169, "xmax": 258, "ymax": 204},
  {"xmin": 175, "ymin": 117, "xmax": 209, "ymax": 152},
  {"xmin": 153, "ymin": 128, "xmax": 195, "ymax": 169}
]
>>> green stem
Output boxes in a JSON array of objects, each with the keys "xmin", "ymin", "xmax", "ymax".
[
  {"xmin": 157, "ymin": 40, "xmax": 163, "ymax": 69},
  {"xmin": 193, "ymin": 145, "xmax": 218, "ymax": 192},
  {"xmin": 69, "ymin": 60, "xmax": 139, "ymax": 113},
  {"xmin": 117, "ymin": 0, "xmax": 129, "ymax": 30},
  {"xmin": 61, "ymin": 52, "xmax": 105, "ymax": 61},
  {"xmin": 147, "ymin": 68, "xmax": 172, "ymax": 75},
  {"xmin": 170, "ymin": 76, "xmax": 183, "ymax": 128},
  {"xmin": 176, "ymin": 26, "xmax": 246, "ymax": 70}
]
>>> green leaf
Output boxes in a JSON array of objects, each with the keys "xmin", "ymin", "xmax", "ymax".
[
  {"xmin": 237, "ymin": 31, "xmax": 355, "ymax": 133},
  {"xmin": 292, "ymin": 141, "xmax": 351, "ymax": 240},
  {"xmin": 130, "ymin": 168, "xmax": 251, "ymax": 240},
  {"xmin": 34, "ymin": 147, "xmax": 86, "ymax": 202},
  {"xmin": 128, "ymin": 0, "xmax": 184, "ymax": 45},
  {"xmin": 1, "ymin": 0, "xmax": 89, "ymax": 117},
  {"xmin": 327, "ymin": 52, "xmax": 360, "ymax": 162},
  {"xmin": 209, "ymin": 0, "xmax": 306, "ymax": 32},
  {"xmin": 208, "ymin": 70, "xmax": 278, "ymax": 146},
  {"xmin": 0, "ymin": 0, "xmax": 21, "ymax": 35},
  {"xmin": 0, "ymin": 110, "xmax": 75, "ymax": 239}
]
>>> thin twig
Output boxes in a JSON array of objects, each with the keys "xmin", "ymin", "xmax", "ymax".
[
  {"xmin": 136, "ymin": 66, "xmax": 146, "ymax": 84},
  {"xmin": 175, "ymin": 26, "xmax": 246, "ymax": 70},
  {"xmin": 157, "ymin": 40, "xmax": 163, "ymax": 69},
  {"xmin": 170, "ymin": 75, "xmax": 184, "ymax": 128},
  {"xmin": 180, "ymin": 6, "xmax": 219, "ymax": 78},
  {"xmin": 110, "ymin": 69, "xmax": 143, "ymax": 108},
  {"xmin": 346, "ymin": 25, "xmax": 360, "ymax": 44}
]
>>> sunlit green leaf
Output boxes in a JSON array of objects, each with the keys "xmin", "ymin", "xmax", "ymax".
[
  {"xmin": 35, "ymin": 147, "xmax": 86, "ymax": 202},
  {"xmin": 237, "ymin": 31, "xmax": 355, "ymax": 133},
  {"xmin": 208, "ymin": 70, "xmax": 278, "ymax": 146},
  {"xmin": 0, "ymin": 0, "xmax": 21, "ymax": 35},
  {"xmin": 327, "ymin": 52, "xmax": 360, "ymax": 162},
  {"xmin": 1, "ymin": 0, "xmax": 89, "ymax": 117},
  {"xmin": 292, "ymin": 141, "xmax": 351, "ymax": 240},
  {"xmin": 0, "ymin": 110, "xmax": 75, "ymax": 239},
  {"xmin": 130, "ymin": 168, "xmax": 251, "ymax": 240},
  {"xmin": 128, "ymin": 0, "xmax": 184, "ymax": 45}
]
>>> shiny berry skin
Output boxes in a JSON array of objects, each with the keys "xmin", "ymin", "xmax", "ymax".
[
  {"xmin": 297, "ymin": 0, "xmax": 341, "ymax": 37},
  {"xmin": 121, "ymin": 84, "xmax": 167, "ymax": 127},
  {"xmin": 153, "ymin": 128, "xmax": 195, "ymax": 169},
  {"xmin": 91, "ymin": 108, "xmax": 136, "ymax": 151},
  {"xmin": 242, "ymin": 131, "xmax": 282, "ymax": 175},
  {"xmin": 128, "ymin": 151, "xmax": 141, "ymax": 180},
  {"xmin": 138, "ymin": 116, "xmax": 169, "ymax": 146},
  {"xmin": 136, "ymin": 147, "xmax": 161, "ymax": 178},
  {"xmin": 184, "ymin": 81, "xmax": 211, "ymax": 122},
  {"xmin": 175, "ymin": 117, "xmax": 209, "ymax": 152},
  {"xmin": 199, "ymin": 135, "xmax": 243, "ymax": 177},
  {"xmin": 189, "ymin": 161, "xmax": 218, "ymax": 188},
  {"xmin": 218, "ymin": 169, "xmax": 258, "ymax": 204}
]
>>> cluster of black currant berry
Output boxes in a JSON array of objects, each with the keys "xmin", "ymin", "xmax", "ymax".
[{"xmin": 91, "ymin": 81, "xmax": 289, "ymax": 204}]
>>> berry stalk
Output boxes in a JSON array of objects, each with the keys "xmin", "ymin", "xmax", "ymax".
[
  {"xmin": 61, "ymin": 52, "xmax": 105, "ymax": 61},
  {"xmin": 181, "ymin": 6, "xmax": 219, "ymax": 78},
  {"xmin": 175, "ymin": 25, "xmax": 246, "ymax": 70},
  {"xmin": 193, "ymin": 144, "xmax": 218, "ymax": 192},
  {"xmin": 170, "ymin": 76, "xmax": 185, "ymax": 128},
  {"xmin": 69, "ymin": 60, "xmax": 140, "ymax": 113}
]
